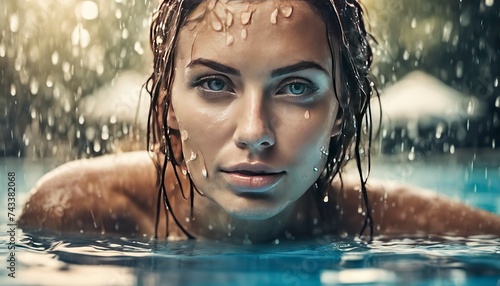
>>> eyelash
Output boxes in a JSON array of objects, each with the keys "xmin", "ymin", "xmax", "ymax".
[
  {"xmin": 190, "ymin": 75, "xmax": 320, "ymax": 101},
  {"xmin": 190, "ymin": 75, "xmax": 235, "ymax": 98},
  {"xmin": 276, "ymin": 79, "xmax": 319, "ymax": 98}
]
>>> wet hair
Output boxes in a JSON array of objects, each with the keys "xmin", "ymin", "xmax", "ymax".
[{"xmin": 146, "ymin": 0, "xmax": 378, "ymax": 239}]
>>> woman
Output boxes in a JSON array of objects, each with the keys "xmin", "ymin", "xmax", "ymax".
[{"xmin": 19, "ymin": 0, "xmax": 500, "ymax": 243}]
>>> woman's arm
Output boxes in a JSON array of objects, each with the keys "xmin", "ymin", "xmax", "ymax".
[
  {"xmin": 332, "ymin": 176, "xmax": 500, "ymax": 237},
  {"xmin": 18, "ymin": 151, "xmax": 160, "ymax": 237}
]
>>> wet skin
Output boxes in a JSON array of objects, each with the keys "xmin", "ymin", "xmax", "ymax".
[
  {"xmin": 165, "ymin": 1, "xmax": 341, "ymax": 239},
  {"xmin": 18, "ymin": 1, "xmax": 500, "ymax": 242}
]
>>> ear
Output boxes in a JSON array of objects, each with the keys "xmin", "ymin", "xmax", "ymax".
[{"xmin": 331, "ymin": 107, "xmax": 343, "ymax": 137}]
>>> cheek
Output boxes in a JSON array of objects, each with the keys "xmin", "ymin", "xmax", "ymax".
[{"xmin": 275, "ymin": 101, "xmax": 337, "ymax": 162}]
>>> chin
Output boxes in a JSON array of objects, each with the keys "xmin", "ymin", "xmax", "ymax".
[{"xmin": 222, "ymin": 199, "xmax": 289, "ymax": 220}]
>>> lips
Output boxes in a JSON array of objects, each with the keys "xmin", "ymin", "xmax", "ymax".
[{"xmin": 220, "ymin": 163, "xmax": 285, "ymax": 193}]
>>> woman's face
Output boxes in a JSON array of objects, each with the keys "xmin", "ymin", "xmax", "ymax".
[{"xmin": 169, "ymin": 0, "xmax": 340, "ymax": 220}]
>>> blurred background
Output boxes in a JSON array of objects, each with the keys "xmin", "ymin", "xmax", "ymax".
[{"xmin": 0, "ymin": 0, "xmax": 499, "ymax": 160}]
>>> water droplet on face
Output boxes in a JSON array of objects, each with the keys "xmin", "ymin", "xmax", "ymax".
[
  {"xmin": 320, "ymin": 146, "xmax": 329, "ymax": 157},
  {"xmin": 270, "ymin": 8, "xmax": 278, "ymax": 24},
  {"xmin": 226, "ymin": 11, "xmax": 233, "ymax": 27},
  {"xmin": 241, "ymin": 11, "xmax": 253, "ymax": 25},
  {"xmin": 304, "ymin": 110, "xmax": 310, "ymax": 119},
  {"xmin": 181, "ymin": 130, "xmax": 189, "ymax": 141},
  {"xmin": 210, "ymin": 13, "xmax": 223, "ymax": 31},
  {"xmin": 202, "ymin": 167, "xmax": 208, "ymax": 178},
  {"xmin": 186, "ymin": 151, "xmax": 197, "ymax": 163},
  {"xmin": 280, "ymin": 5, "xmax": 293, "ymax": 17},
  {"xmin": 226, "ymin": 32, "xmax": 234, "ymax": 45},
  {"xmin": 241, "ymin": 28, "xmax": 247, "ymax": 39}
]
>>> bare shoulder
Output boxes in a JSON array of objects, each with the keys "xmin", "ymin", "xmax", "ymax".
[
  {"xmin": 330, "ymin": 174, "xmax": 500, "ymax": 237},
  {"xmin": 19, "ymin": 151, "xmax": 159, "ymax": 237}
]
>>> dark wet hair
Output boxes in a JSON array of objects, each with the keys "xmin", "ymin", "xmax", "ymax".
[{"xmin": 146, "ymin": 0, "xmax": 378, "ymax": 239}]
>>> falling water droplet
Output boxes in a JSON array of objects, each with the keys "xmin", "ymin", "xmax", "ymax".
[
  {"xmin": 10, "ymin": 84, "xmax": 16, "ymax": 96},
  {"xmin": 270, "ymin": 8, "xmax": 278, "ymax": 24},
  {"xmin": 181, "ymin": 130, "xmax": 189, "ymax": 141},
  {"xmin": 274, "ymin": 239, "xmax": 280, "ymax": 245},
  {"xmin": 226, "ymin": 32, "xmax": 234, "ymax": 45},
  {"xmin": 281, "ymin": 5, "xmax": 293, "ymax": 17},
  {"xmin": 495, "ymin": 96, "xmax": 500, "ymax": 108},
  {"xmin": 304, "ymin": 110, "xmax": 310, "ymax": 119},
  {"xmin": 241, "ymin": 11, "xmax": 253, "ymax": 25},
  {"xmin": 241, "ymin": 28, "xmax": 247, "ymax": 39},
  {"xmin": 208, "ymin": 224, "xmax": 214, "ymax": 230},
  {"xmin": 323, "ymin": 195, "xmax": 329, "ymax": 203},
  {"xmin": 313, "ymin": 167, "xmax": 319, "ymax": 172}
]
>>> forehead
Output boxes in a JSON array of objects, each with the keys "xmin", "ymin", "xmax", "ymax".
[{"xmin": 176, "ymin": 0, "xmax": 332, "ymax": 73}]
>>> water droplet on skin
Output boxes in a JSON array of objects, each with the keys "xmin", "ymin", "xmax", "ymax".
[
  {"xmin": 226, "ymin": 32, "xmax": 234, "ymax": 45},
  {"xmin": 241, "ymin": 11, "xmax": 253, "ymax": 25},
  {"xmin": 304, "ymin": 110, "xmax": 310, "ymax": 119},
  {"xmin": 186, "ymin": 151, "xmax": 197, "ymax": 163},
  {"xmin": 207, "ymin": 0, "xmax": 217, "ymax": 10},
  {"xmin": 202, "ymin": 167, "xmax": 208, "ymax": 178},
  {"xmin": 185, "ymin": 217, "xmax": 190, "ymax": 222},
  {"xmin": 181, "ymin": 130, "xmax": 189, "ymax": 141},
  {"xmin": 280, "ymin": 5, "xmax": 293, "ymax": 17},
  {"xmin": 210, "ymin": 13, "xmax": 223, "ymax": 31},
  {"xmin": 270, "ymin": 8, "xmax": 278, "ymax": 24},
  {"xmin": 182, "ymin": 168, "xmax": 188, "ymax": 176},
  {"xmin": 226, "ymin": 11, "xmax": 233, "ymax": 27},
  {"xmin": 320, "ymin": 146, "xmax": 329, "ymax": 157},
  {"xmin": 241, "ymin": 28, "xmax": 247, "ymax": 39}
]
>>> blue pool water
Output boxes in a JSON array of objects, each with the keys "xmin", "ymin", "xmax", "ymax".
[{"xmin": 1, "ymin": 153, "xmax": 499, "ymax": 286}]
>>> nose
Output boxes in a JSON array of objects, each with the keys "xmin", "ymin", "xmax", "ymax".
[{"xmin": 233, "ymin": 91, "xmax": 275, "ymax": 153}]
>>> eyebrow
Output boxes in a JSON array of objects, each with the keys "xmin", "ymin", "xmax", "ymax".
[
  {"xmin": 187, "ymin": 59, "xmax": 241, "ymax": 76},
  {"xmin": 271, "ymin": 61, "xmax": 330, "ymax": 78},
  {"xmin": 186, "ymin": 58, "xmax": 330, "ymax": 78}
]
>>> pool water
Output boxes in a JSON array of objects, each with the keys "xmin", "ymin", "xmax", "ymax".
[{"xmin": 1, "ymin": 154, "xmax": 500, "ymax": 286}]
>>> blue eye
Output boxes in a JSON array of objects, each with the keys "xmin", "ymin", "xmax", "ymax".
[
  {"xmin": 277, "ymin": 79, "xmax": 318, "ymax": 98},
  {"xmin": 206, "ymin": 79, "xmax": 226, "ymax": 91},
  {"xmin": 289, "ymin": 83, "xmax": 307, "ymax": 95}
]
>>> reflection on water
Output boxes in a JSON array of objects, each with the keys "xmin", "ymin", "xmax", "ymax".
[
  {"xmin": 1, "ymin": 156, "xmax": 499, "ymax": 285},
  {"xmin": 2, "ymin": 232, "xmax": 499, "ymax": 286}
]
